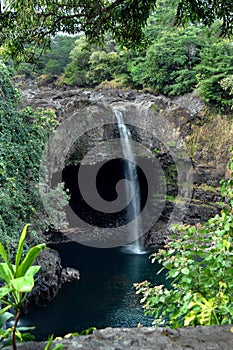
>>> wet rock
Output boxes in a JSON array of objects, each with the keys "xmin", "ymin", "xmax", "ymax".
[
  {"xmin": 61, "ymin": 267, "xmax": 80, "ymax": 284},
  {"xmin": 23, "ymin": 248, "xmax": 80, "ymax": 313},
  {"xmin": 23, "ymin": 249, "xmax": 62, "ymax": 312}
]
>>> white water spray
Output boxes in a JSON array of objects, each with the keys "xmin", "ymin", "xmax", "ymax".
[{"xmin": 114, "ymin": 110, "xmax": 146, "ymax": 254}]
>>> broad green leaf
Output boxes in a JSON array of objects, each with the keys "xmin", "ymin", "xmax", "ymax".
[
  {"xmin": 25, "ymin": 265, "xmax": 41, "ymax": 277},
  {"xmin": 52, "ymin": 344, "xmax": 65, "ymax": 350},
  {"xmin": 44, "ymin": 335, "xmax": 65, "ymax": 350},
  {"xmin": 184, "ymin": 314, "xmax": 196, "ymax": 326},
  {"xmin": 45, "ymin": 335, "xmax": 53, "ymax": 348},
  {"xmin": 0, "ymin": 328, "xmax": 11, "ymax": 336},
  {"xmin": 222, "ymin": 239, "xmax": 231, "ymax": 250},
  {"xmin": 16, "ymin": 326, "xmax": 35, "ymax": 332},
  {"xmin": 17, "ymin": 243, "xmax": 45, "ymax": 277},
  {"xmin": 11, "ymin": 275, "xmax": 34, "ymax": 292},
  {"xmin": 181, "ymin": 267, "xmax": 190, "ymax": 275},
  {"xmin": 15, "ymin": 224, "xmax": 31, "ymax": 270},
  {"xmin": 0, "ymin": 244, "xmax": 14, "ymax": 276},
  {"xmin": 0, "ymin": 306, "xmax": 11, "ymax": 317},
  {"xmin": 0, "ymin": 243, "xmax": 7, "ymax": 263},
  {"xmin": 17, "ymin": 332, "xmax": 35, "ymax": 342},
  {"xmin": 0, "ymin": 286, "xmax": 12, "ymax": 299},
  {"xmin": 0, "ymin": 263, "xmax": 13, "ymax": 283},
  {"xmin": 0, "ymin": 311, "xmax": 14, "ymax": 328}
]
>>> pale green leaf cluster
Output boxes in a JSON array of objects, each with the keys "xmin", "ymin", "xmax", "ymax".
[
  {"xmin": 0, "ymin": 224, "xmax": 45, "ymax": 348},
  {"xmin": 0, "ymin": 224, "xmax": 45, "ymax": 312}
]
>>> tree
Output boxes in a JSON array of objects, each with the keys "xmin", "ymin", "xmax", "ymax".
[
  {"xmin": 129, "ymin": 26, "xmax": 206, "ymax": 95},
  {"xmin": 194, "ymin": 40, "xmax": 233, "ymax": 110},
  {"xmin": 61, "ymin": 34, "xmax": 128, "ymax": 86},
  {"xmin": 0, "ymin": 0, "xmax": 232, "ymax": 63},
  {"xmin": 37, "ymin": 35, "xmax": 78, "ymax": 76},
  {"xmin": 60, "ymin": 36, "xmax": 91, "ymax": 86}
]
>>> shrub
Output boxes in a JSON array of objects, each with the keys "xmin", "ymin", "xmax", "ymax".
[{"xmin": 135, "ymin": 153, "xmax": 233, "ymax": 327}]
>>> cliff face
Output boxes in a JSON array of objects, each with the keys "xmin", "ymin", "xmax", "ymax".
[{"xmin": 20, "ymin": 83, "xmax": 232, "ymax": 248}]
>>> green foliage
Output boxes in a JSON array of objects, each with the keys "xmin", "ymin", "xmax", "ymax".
[
  {"xmin": 129, "ymin": 26, "xmax": 205, "ymax": 95},
  {"xmin": 39, "ymin": 182, "xmax": 70, "ymax": 231},
  {"xmin": 57, "ymin": 4, "xmax": 233, "ymax": 111},
  {"xmin": 61, "ymin": 36, "xmax": 129, "ymax": 87},
  {"xmin": 0, "ymin": 224, "xmax": 45, "ymax": 349},
  {"xmin": 220, "ymin": 75, "xmax": 233, "ymax": 109},
  {"xmin": 0, "ymin": 62, "xmax": 69, "ymax": 251},
  {"xmin": 0, "ymin": 318, "xmax": 35, "ymax": 349},
  {"xmin": 59, "ymin": 36, "xmax": 90, "ymax": 86},
  {"xmin": 16, "ymin": 35, "xmax": 78, "ymax": 78},
  {"xmin": 0, "ymin": 224, "xmax": 45, "ymax": 310},
  {"xmin": 0, "ymin": 1, "xmax": 232, "ymax": 63},
  {"xmin": 135, "ymin": 153, "xmax": 233, "ymax": 328},
  {"xmin": 221, "ymin": 75, "xmax": 233, "ymax": 96},
  {"xmin": 86, "ymin": 50, "xmax": 123, "ymax": 86},
  {"xmin": 44, "ymin": 335, "xmax": 64, "ymax": 350},
  {"xmin": 10, "ymin": 1, "xmax": 233, "ymax": 111},
  {"xmin": 39, "ymin": 35, "xmax": 78, "ymax": 76},
  {"xmin": 45, "ymin": 327, "xmax": 96, "ymax": 349},
  {"xmin": 195, "ymin": 40, "xmax": 233, "ymax": 110},
  {"xmin": 176, "ymin": 0, "xmax": 233, "ymax": 37}
]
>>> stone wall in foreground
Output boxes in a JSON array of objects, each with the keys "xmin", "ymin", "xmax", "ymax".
[{"xmin": 6, "ymin": 325, "xmax": 233, "ymax": 350}]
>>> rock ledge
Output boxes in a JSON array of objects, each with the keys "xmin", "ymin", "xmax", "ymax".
[{"xmin": 6, "ymin": 325, "xmax": 233, "ymax": 350}]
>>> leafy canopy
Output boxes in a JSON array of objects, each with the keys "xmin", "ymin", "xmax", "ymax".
[{"xmin": 0, "ymin": 0, "xmax": 232, "ymax": 62}]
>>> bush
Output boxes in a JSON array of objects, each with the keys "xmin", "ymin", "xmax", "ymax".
[
  {"xmin": 135, "ymin": 153, "xmax": 233, "ymax": 327},
  {"xmin": 195, "ymin": 41, "xmax": 233, "ymax": 110}
]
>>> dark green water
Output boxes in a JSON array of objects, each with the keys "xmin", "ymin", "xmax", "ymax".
[{"xmin": 20, "ymin": 242, "xmax": 166, "ymax": 340}]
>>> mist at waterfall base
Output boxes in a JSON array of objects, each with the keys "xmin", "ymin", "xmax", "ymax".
[{"xmin": 20, "ymin": 243, "xmax": 167, "ymax": 340}]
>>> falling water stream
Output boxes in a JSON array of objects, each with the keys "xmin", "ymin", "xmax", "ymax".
[{"xmin": 114, "ymin": 110, "xmax": 146, "ymax": 254}]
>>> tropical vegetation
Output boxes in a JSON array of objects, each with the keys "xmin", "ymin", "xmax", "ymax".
[
  {"xmin": 135, "ymin": 154, "xmax": 233, "ymax": 327},
  {"xmin": 0, "ymin": 0, "xmax": 232, "ymax": 347},
  {"xmin": 1, "ymin": 0, "xmax": 232, "ymax": 63},
  {"xmin": 0, "ymin": 225, "xmax": 45, "ymax": 349},
  {"xmin": 14, "ymin": 1, "xmax": 233, "ymax": 111},
  {"xmin": 0, "ymin": 62, "xmax": 69, "ymax": 254}
]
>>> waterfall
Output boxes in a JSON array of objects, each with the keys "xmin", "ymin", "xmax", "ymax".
[{"xmin": 114, "ymin": 109, "xmax": 146, "ymax": 254}]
